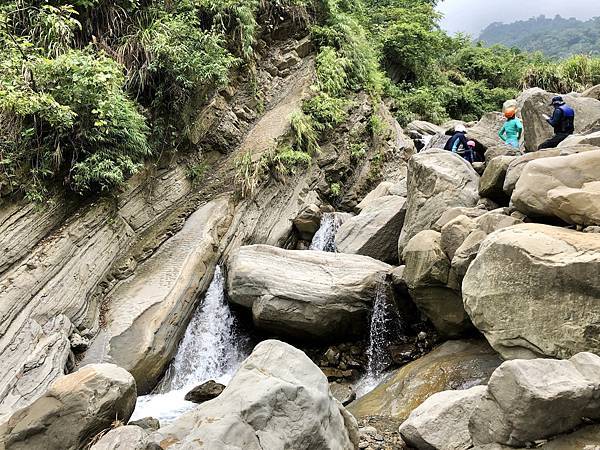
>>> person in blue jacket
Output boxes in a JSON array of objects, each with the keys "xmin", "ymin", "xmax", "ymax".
[
  {"xmin": 444, "ymin": 124, "xmax": 469, "ymax": 153},
  {"xmin": 538, "ymin": 96, "xmax": 575, "ymax": 150}
]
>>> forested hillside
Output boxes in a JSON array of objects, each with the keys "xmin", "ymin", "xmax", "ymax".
[
  {"xmin": 479, "ymin": 15, "xmax": 600, "ymax": 58},
  {"xmin": 2, "ymin": 0, "xmax": 600, "ymax": 202}
]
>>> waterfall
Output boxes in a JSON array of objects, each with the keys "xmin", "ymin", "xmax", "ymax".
[
  {"xmin": 356, "ymin": 280, "xmax": 404, "ymax": 396},
  {"xmin": 310, "ymin": 213, "xmax": 341, "ymax": 252},
  {"xmin": 131, "ymin": 266, "xmax": 248, "ymax": 423}
]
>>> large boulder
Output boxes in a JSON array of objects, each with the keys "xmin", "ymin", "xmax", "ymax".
[
  {"xmin": 398, "ymin": 150, "xmax": 480, "ymax": 255},
  {"xmin": 470, "ymin": 352, "xmax": 600, "ymax": 447},
  {"xmin": 518, "ymin": 88, "xmax": 600, "ymax": 151},
  {"xmin": 479, "ymin": 156, "xmax": 517, "ymax": 203},
  {"xmin": 512, "ymin": 150, "xmax": 600, "ymax": 226},
  {"xmin": 82, "ymin": 197, "xmax": 233, "ymax": 394},
  {"xmin": 151, "ymin": 340, "xmax": 359, "ymax": 449},
  {"xmin": 559, "ymin": 130, "xmax": 600, "ymax": 147},
  {"xmin": 402, "ymin": 230, "xmax": 471, "ymax": 336},
  {"xmin": 400, "ymin": 386, "xmax": 487, "ymax": 450},
  {"xmin": 348, "ymin": 340, "xmax": 502, "ymax": 423},
  {"xmin": 466, "ymin": 112, "xmax": 506, "ymax": 151},
  {"xmin": 463, "ymin": 223, "xmax": 600, "ymax": 360},
  {"xmin": 0, "ymin": 364, "xmax": 136, "ymax": 450},
  {"xmin": 582, "ymin": 83, "xmax": 600, "ymax": 100},
  {"xmin": 336, "ymin": 195, "xmax": 407, "ymax": 263},
  {"xmin": 90, "ymin": 426, "xmax": 159, "ymax": 450},
  {"xmin": 227, "ymin": 245, "xmax": 391, "ymax": 340}
]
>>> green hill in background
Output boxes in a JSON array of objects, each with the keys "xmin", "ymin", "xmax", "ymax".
[{"xmin": 479, "ymin": 15, "xmax": 600, "ymax": 58}]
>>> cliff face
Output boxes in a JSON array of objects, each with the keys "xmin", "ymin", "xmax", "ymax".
[{"xmin": 0, "ymin": 27, "xmax": 413, "ymax": 418}]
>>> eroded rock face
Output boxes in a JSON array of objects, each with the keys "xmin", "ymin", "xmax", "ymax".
[
  {"xmin": 463, "ymin": 223, "xmax": 600, "ymax": 360},
  {"xmin": 512, "ymin": 150, "xmax": 600, "ymax": 226},
  {"xmin": 398, "ymin": 150, "xmax": 480, "ymax": 256},
  {"xmin": 151, "ymin": 340, "xmax": 359, "ymax": 450},
  {"xmin": 0, "ymin": 364, "xmax": 136, "ymax": 450},
  {"xmin": 470, "ymin": 353, "xmax": 600, "ymax": 447},
  {"xmin": 518, "ymin": 88, "xmax": 600, "ymax": 151},
  {"xmin": 336, "ymin": 195, "xmax": 406, "ymax": 263},
  {"xmin": 400, "ymin": 386, "xmax": 487, "ymax": 450},
  {"xmin": 227, "ymin": 245, "xmax": 391, "ymax": 340},
  {"xmin": 348, "ymin": 340, "xmax": 501, "ymax": 423},
  {"xmin": 82, "ymin": 197, "xmax": 233, "ymax": 394},
  {"xmin": 402, "ymin": 230, "xmax": 471, "ymax": 336}
]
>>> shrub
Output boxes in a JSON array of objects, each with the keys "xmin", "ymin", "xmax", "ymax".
[
  {"xmin": 303, "ymin": 92, "xmax": 348, "ymax": 130},
  {"xmin": 0, "ymin": 49, "xmax": 150, "ymax": 196},
  {"xmin": 290, "ymin": 111, "xmax": 320, "ymax": 155}
]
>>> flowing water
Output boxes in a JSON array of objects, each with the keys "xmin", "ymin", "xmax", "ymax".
[
  {"xmin": 310, "ymin": 213, "xmax": 342, "ymax": 252},
  {"xmin": 356, "ymin": 280, "xmax": 405, "ymax": 397},
  {"xmin": 130, "ymin": 266, "xmax": 249, "ymax": 424}
]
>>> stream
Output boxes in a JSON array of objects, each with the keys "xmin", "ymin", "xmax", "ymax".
[{"xmin": 130, "ymin": 266, "xmax": 249, "ymax": 423}]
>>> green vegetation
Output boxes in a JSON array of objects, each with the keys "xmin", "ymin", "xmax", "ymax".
[
  {"xmin": 479, "ymin": 16, "xmax": 600, "ymax": 59},
  {"xmin": 3, "ymin": 0, "xmax": 600, "ymax": 200}
]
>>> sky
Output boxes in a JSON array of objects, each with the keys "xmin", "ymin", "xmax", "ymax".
[{"xmin": 437, "ymin": 0, "xmax": 600, "ymax": 36}]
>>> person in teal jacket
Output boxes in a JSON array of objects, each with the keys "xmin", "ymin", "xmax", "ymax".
[{"xmin": 498, "ymin": 107, "xmax": 523, "ymax": 148}]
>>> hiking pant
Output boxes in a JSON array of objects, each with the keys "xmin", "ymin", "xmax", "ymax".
[{"xmin": 538, "ymin": 133, "xmax": 571, "ymax": 150}]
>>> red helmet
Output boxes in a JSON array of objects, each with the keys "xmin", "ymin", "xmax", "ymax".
[{"xmin": 504, "ymin": 107, "xmax": 517, "ymax": 119}]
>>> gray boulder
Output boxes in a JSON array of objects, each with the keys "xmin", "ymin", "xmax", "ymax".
[
  {"xmin": 151, "ymin": 340, "xmax": 359, "ymax": 450},
  {"xmin": 470, "ymin": 352, "xmax": 600, "ymax": 447},
  {"xmin": 479, "ymin": 156, "xmax": 517, "ymax": 203},
  {"xmin": 467, "ymin": 112, "xmax": 506, "ymax": 151},
  {"xmin": 83, "ymin": 197, "xmax": 233, "ymax": 394},
  {"xmin": 336, "ymin": 195, "xmax": 407, "ymax": 263},
  {"xmin": 400, "ymin": 386, "xmax": 487, "ymax": 450},
  {"xmin": 292, "ymin": 203, "xmax": 323, "ymax": 240},
  {"xmin": 227, "ymin": 245, "xmax": 391, "ymax": 340},
  {"xmin": 184, "ymin": 380, "xmax": 225, "ymax": 404},
  {"xmin": 0, "ymin": 364, "xmax": 136, "ymax": 450},
  {"xmin": 463, "ymin": 223, "xmax": 600, "ymax": 360},
  {"xmin": 559, "ymin": 130, "xmax": 600, "ymax": 147},
  {"xmin": 582, "ymin": 84, "xmax": 600, "ymax": 100},
  {"xmin": 90, "ymin": 426, "xmax": 160, "ymax": 450},
  {"xmin": 512, "ymin": 150, "xmax": 600, "ymax": 226},
  {"xmin": 519, "ymin": 88, "xmax": 600, "ymax": 151},
  {"xmin": 398, "ymin": 150, "xmax": 480, "ymax": 256},
  {"xmin": 402, "ymin": 230, "xmax": 471, "ymax": 336},
  {"xmin": 440, "ymin": 215, "xmax": 478, "ymax": 261}
]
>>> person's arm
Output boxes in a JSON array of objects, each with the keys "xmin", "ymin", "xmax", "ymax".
[
  {"xmin": 547, "ymin": 108, "xmax": 562, "ymax": 127},
  {"xmin": 459, "ymin": 134, "xmax": 469, "ymax": 149},
  {"xmin": 516, "ymin": 120, "xmax": 523, "ymax": 140},
  {"xmin": 498, "ymin": 123, "xmax": 507, "ymax": 142}
]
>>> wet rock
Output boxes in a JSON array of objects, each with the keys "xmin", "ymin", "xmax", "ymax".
[
  {"xmin": 349, "ymin": 340, "xmax": 501, "ymax": 422},
  {"xmin": 398, "ymin": 149, "xmax": 480, "ymax": 256},
  {"xmin": 336, "ymin": 195, "xmax": 407, "ymax": 263},
  {"xmin": 227, "ymin": 245, "xmax": 391, "ymax": 341},
  {"xmin": 151, "ymin": 340, "xmax": 359, "ymax": 449},
  {"xmin": 330, "ymin": 382, "xmax": 357, "ymax": 406},
  {"xmin": 0, "ymin": 364, "xmax": 136, "ymax": 450},
  {"xmin": 518, "ymin": 88, "xmax": 600, "ymax": 151},
  {"xmin": 128, "ymin": 417, "xmax": 160, "ymax": 431},
  {"xmin": 470, "ymin": 352, "xmax": 600, "ymax": 447},
  {"xmin": 400, "ymin": 386, "xmax": 487, "ymax": 450},
  {"xmin": 184, "ymin": 380, "xmax": 225, "ymax": 404},
  {"xmin": 463, "ymin": 223, "xmax": 600, "ymax": 359},
  {"xmin": 512, "ymin": 150, "xmax": 600, "ymax": 226},
  {"xmin": 402, "ymin": 230, "xmax": 471, "ymax": 336}
]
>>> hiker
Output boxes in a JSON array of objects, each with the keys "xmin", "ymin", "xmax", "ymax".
[
  {"xmin": 538, "ymin": 96, "xmax": 575, "ymax": 150},
  {"xmin": 498, "ymin": 107, "xmax": 523, "ymax": 148},
  {"xmin": 464, "ymin": 140, "xmax": 477, "ymax": 163},
  {"xmin": 444, "ymin": 124, "xmax": 469, "ymax": 154}
]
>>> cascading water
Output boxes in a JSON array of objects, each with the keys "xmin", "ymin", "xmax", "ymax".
[
  {"xmin": 310, "ymin": 212, "xmax": 342, "ymax": 252},
  {"xmin": 131, "ymin": 266, "xmax": 249, "ymax": 423},
  {"xmin": 356, "ymin": 279, "xmax": 405, "ymax": 396}
]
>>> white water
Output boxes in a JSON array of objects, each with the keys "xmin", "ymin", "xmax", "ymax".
[
  {"xmin": 310, "ymin": 213, "xmax": 342, "ymax": 252},
  {"xmin": 131, "ymin": 266, "xmax": 248, "ymax": 424},
  {"xmin": 356, "ymin": 281, "xmax": 404, "ymax": 397}
]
